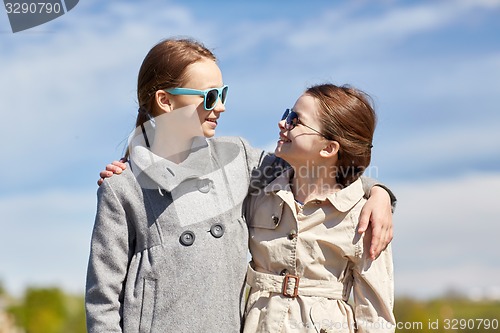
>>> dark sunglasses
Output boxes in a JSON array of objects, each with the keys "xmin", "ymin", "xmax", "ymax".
[
  {"xmin": 281, "ymin": 109, "xmax": 330, "ymax": 139},
  {"xmin": 166, "ymin": 85, "xmax": 229, "ymax": 111}
]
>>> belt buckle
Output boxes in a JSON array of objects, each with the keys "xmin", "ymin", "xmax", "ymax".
[{"xmin": 282, "ymin": 273, "xmax": 300, "ymax": 298}]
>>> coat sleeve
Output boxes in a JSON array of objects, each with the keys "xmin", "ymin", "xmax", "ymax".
[
  {"xmin": 350, "ymin": 238, "xmax": 396, "ymax": 333},
  {"xmin": 238, "ymin": 137, "xmax": 290, "ymax": 194},
  {"xmin": 238, "ymin": 137, "xmax": 266, "ymax": 174},
  {"xmin": 359, "ymin": 176, "xmax": 397, "ymax": 212},
  {"xmin": 85, "ymin": 180, "xmax": 134, "ymax": 333}
]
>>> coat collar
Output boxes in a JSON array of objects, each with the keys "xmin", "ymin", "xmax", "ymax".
[
  {"xmin": 325, "ymin": 178, "xmax": 364, "ymax": 212},
  {"xmin": 130, "ymin": 136, "xmax": 212, "ymax": 192}
]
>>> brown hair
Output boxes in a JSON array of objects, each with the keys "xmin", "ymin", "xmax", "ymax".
[
  {"xmin": 125, "ymin": 38, "xmax": 217, "ymax": 158},
  {"xmin": 306, "ymin": 84, "xmax": 376, "ymax": 187},
  {"xmin": 136, "ymin": 38, "xmax": 216, "ymax": 124}
]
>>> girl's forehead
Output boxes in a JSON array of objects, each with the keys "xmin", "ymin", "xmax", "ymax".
[
  {"xmin": 182, "ymin": 59, "xmax": 223, "ymax": 88},
  {"xmin": 293, "ymin": 95, "xmax": 319, "ymax": 117}
]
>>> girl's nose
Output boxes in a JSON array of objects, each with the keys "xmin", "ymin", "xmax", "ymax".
[
  {"xmin": 212, "ymin": 98, "xmax": 225, "ymax": 113},
  {"xmin": 278, "ymin": 119, "xmax": 286, "ymax": 130}
]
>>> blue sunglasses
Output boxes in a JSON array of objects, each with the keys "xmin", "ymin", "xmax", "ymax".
[{"xmin": 165, "ymin": 85, "xmax": 228, "ymax": 111}]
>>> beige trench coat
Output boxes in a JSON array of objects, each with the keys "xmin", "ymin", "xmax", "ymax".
[{"xmin": 244, "ymin": 169, "xmax": 395, "ymax": 333}]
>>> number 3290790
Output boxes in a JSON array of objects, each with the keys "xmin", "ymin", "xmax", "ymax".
[
  {"xmin": 5, "ymin": 2, "xmax": 62, "ymax": 14},
  {"xmin": 443, "ymin": 318, "xmax": 498, "ymax": 330}
]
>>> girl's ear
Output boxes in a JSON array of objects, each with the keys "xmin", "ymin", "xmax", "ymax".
[
  {"xmin": 155, "ymin": 90, "xmax": 173, "ymax": 113},
  {"xmin": 320, "ymin": 140, "xmax": 340, "ymax": 159}
]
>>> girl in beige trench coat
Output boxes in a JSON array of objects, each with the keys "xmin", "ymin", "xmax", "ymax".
[{"xmin": 244, "ymin": 84, "xmax": 396, "ymax": 333}]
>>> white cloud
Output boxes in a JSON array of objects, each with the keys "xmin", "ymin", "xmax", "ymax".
[
  {"xmin": 374, "ymin": 121, "xmax": 500, "ymax": 176},
  {"xmin": 391, "ymin": 172, "xmax": 500, "ymax": 298},
  {"xmin": 0, "ymin": 188, "xmax": 96, "ymax": 295},
  {"xmin": 396, "ymin": 265, "xmax": 500, "ymax": 300},
  {"xmin": 419, "ymin": 53, "xmax": 500, "ymax": 100},
  {"xmin": 217, "ymin": 20, "xmax": 290, "ymax": 59},
  {"xmin": 282, "ymin": 0, "xmax": 500, "ymax": 57}
]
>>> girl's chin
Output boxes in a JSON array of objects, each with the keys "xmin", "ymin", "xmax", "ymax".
[
  {"xmin": 203, "ymin": 130, "xmax": 215, "ymax": 138},
  {"xmin": 202, "ymin": 126, "xmax": 216, "ymax": 137},
  {"xmin": 274, "ymin": 140, "xmax": 288, "ymax": 156},
  {"xmin": 202, "ymin": 121, "xmax": 217, "ymax": 137}
]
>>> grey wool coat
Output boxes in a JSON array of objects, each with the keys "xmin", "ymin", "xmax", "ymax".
[{"xmin": 85, "ymin": 136, "xmax": 273, "ymax": 333}]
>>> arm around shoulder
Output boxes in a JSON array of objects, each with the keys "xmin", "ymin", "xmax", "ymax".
[
  {"xmin": 360, "ymin": 176, "xmax": 397, "ymax": 212},
  {"xmin": 358, "ymin": 176, "xmax": 396, "ymax": 259}
]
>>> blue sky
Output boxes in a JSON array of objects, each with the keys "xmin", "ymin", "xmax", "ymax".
[{"xmin": 1, "ymin": 0, "xmax": 499, "ymax": 299}]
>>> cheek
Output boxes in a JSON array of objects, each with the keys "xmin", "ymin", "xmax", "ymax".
[
  {"xmin": 293, "ymin": 138, "xmax": 321, "ymax": 155},
  {"xmin": 175, "ymin": 95, "xmax": 203, "ymax": 110},
  {"xmin": 196, "ymin": 106, "xmax": 208, "ymax": 119}
]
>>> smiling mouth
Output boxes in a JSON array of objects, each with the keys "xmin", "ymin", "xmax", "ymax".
[
  {"xmin": 206, "ymin": 118, "xmax": 218, "ymax": 124},
  {"xmin": 279, "ymin": 135, "xmax": 291, "ymax": 143}
]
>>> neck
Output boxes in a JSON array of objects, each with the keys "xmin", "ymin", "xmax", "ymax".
[
  {"xmin": 150, "ymin": 107, "xmax": 204, "ymax": 164},
  {"xmin": 290, "ymin": 161, "xmax": 340, "ymax": 203},
  {"xmin": 151, "ymin": 128, "xmax": 194, "ymax": 164}
]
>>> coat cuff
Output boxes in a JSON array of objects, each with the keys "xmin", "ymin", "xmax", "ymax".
[{"xmin": 361, "ymin": 176, "xmax": 397, "ymax": 213}]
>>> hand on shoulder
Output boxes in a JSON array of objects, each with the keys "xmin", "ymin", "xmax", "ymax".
[{"xmin": 97, "ymin": 158, "xmax": 128, "ymax": 186}]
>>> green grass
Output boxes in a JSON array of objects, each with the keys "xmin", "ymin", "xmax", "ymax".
[
  {"xmin": 3, "ymin": 287, "xmax": 500, "ymax": 332},
  {"xmin": 394, "ymin": 297, "xmax": 500, "ymax": 332}
]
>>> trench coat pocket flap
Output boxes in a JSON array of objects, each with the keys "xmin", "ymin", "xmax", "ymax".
[
  {"xmin": 248, "ymin": 190, "xmax": 286, "ymax": 229},
  {"xmin": 248, "ymin": 204, "xmax": 283, "ymax": 230}
]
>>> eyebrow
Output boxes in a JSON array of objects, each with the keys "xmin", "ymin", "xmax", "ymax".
[{"xmin": 292, "ymin": 108, "xmax": 309, "ymax": 122}]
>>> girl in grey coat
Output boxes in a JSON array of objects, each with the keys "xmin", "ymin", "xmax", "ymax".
[{"xmin": 86, "ymin": 38, "xmax": 395, "ymax": 333}]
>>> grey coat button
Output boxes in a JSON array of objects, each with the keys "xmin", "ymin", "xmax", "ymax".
[
  {"xmin": 197, "ymin": 179, "xmax": 212, "ymax": 193},
  {"xmin": 210, "ymin": 224, "xmax": 225, "ymax": 238},
  {"xmin": 179, "ymin": 231, "xmax": 195, "ymax": 246},
  {"xmin": 271, "ymin": 215, "xmax": 279, "ymax": 225},
  {"xmin": 280, "ymin": 269, "xmax": 288, "ymax": 276},
  {"xmin": 288, "ymin": 229, "xmax": 297, "ymax": 240}
]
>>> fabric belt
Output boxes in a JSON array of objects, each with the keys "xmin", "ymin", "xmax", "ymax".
[{"xmin": 246, "ymin": 265, "xmax": 347, "ymax": 300}]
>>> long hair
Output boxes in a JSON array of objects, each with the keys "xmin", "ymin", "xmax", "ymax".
[{"xmin": 306, "ymin": 84, "xmax": 377, "ymax": 187}]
